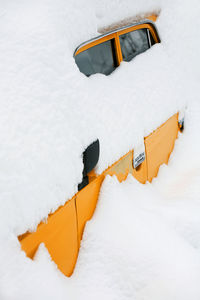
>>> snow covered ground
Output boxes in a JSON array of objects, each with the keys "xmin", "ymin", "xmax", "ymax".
[{"xmin": 0, "ymin": 0, "xmax": 200, "ymax": 299}]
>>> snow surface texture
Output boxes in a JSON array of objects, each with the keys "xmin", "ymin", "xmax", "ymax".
[{"xmin": 0, "ymin": 0, "xmax": 200, "ymax": 299}]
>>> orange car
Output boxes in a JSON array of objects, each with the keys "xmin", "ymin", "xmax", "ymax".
[{"xmin": 18, "ymin": 16, "xmax": 184, "ymax": 277}]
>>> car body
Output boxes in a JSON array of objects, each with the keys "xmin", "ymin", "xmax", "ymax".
[{"xmin": 18, "ymin": 16, "xmax": 184, "ymax": 277}]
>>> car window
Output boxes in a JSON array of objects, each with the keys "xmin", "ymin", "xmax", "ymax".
[
  {"xmin": 119, "ymin": 29, "xmax": 149, "ymax": 62},
  {"xmin": 75, "ymin": 39, "xmax": 117, "ymax": 77},
  {"xmin": 74, "ymin": 22, "xmax": 160, "ymax": 77}
]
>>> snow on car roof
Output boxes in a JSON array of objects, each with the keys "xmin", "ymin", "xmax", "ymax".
[{"xmin": 98, "ymin": 12, "xmax": 160, "ymax": 33}]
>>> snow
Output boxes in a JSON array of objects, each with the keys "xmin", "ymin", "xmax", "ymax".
[
  {"xmin": 0, "ymin": 0, "xmax": 200, "ymax": 299},
  {"xmin": 73, "ymin": 174, "xmax": 200, "ymax": 300}
]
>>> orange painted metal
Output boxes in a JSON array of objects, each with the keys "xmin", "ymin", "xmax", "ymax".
[
  {"xmin": 104, "ymin": 150, "xmax": 147, "ymax": 184},
  {"xmin": 19, "ymin": 198, "xmax": 78, "ymax": 277},
  {"xmin": 76, "ymin": 175, "xmax": 105, "ymax": 244},
  {"xmin": 114, "ymin": 32, "xmax": 123, "ymax": 64},
  {"xmin": 104, "ymin": 151, "xmax": 133, "ymax": 182},
  {"xmin": 132, "ymin": 153, "xmax": 148, "ymax": 184},
  {"xmin": 146, "ymin": 14, "xmax": 158, "ymax": 22},
  {"xmin": 145, "ymin": 114, "xmax": 179, "ymax": 182}
]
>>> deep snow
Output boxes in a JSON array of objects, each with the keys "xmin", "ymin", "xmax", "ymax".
[{"xmin": 0, "ymin": 0, "xmax": 200, "ymax": 299}]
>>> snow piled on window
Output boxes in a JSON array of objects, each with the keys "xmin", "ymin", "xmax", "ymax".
[{"xmin": 0, "ymin": 0, "xmax": 200, "ymax": 298}]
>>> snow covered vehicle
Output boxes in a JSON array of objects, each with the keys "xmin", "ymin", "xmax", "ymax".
[{"xmin": 18, "ymin": 16, "xmax": 184, "ymax": 277}]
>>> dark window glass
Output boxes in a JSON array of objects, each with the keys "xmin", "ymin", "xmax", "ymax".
[
  {"xmin": 119, "ymin": 29, "xmax": 149, "ymax": 62},
  {"xmin": 75, "ymin": 39, "xmax": 117, "ymax": 77}
]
